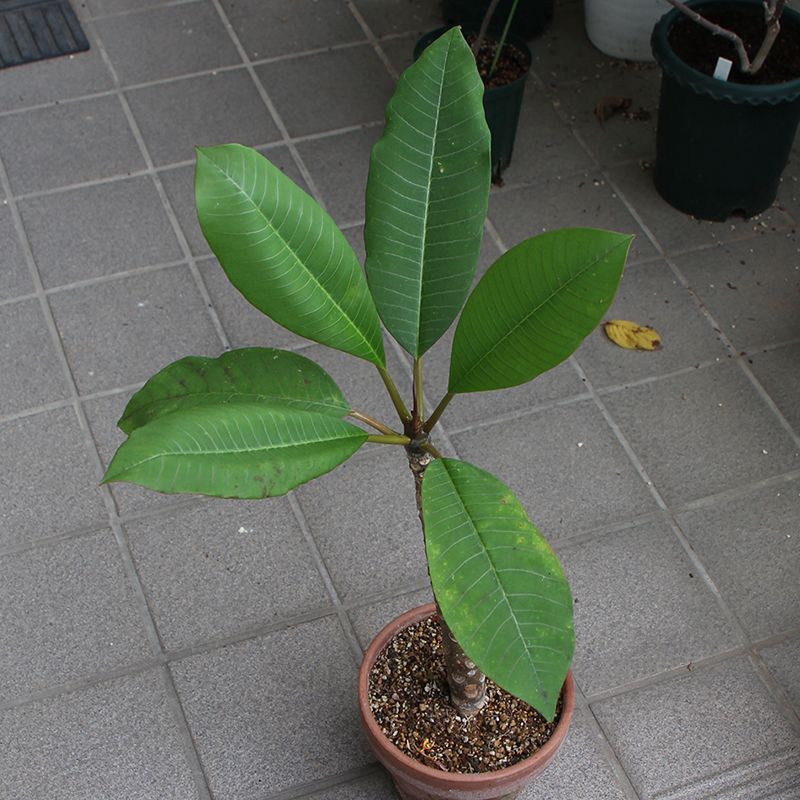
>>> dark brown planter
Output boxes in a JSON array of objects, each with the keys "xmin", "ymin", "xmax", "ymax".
[{"xmin": 358, "ymin": 603, "xmax": 575, "ymax": 800}]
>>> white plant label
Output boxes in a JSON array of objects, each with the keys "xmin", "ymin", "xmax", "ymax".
[{"xmin": 713, "ymin": 57, "xmax": 733, "ymax": 81}]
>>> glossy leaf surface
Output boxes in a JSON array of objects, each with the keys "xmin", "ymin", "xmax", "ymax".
[
  {"xmin": 196, "ymin": 144, "xmax": 385, "ymax": 366},
  {"xmin": 104, "ymin": 403, "xmax": 367, "ymax": 498},
  {"xmin": 118, "ymin": 348, "xmax": 350, "ymax": 435},
  {"xmin": 365, "ymin": 27, "xmax": 490, "ymax": 357},
  {"xmin": 422, "ymin": 458, "xmax": 574, "ymax": 720},
  {"xmin": 449, "ymin": 228, "xmax": 632, "ymax": 393}
]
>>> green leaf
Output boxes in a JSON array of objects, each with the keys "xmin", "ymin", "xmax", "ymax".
[
  {"xmin": 422, "ymin": 458, "xmax": 574, "ymax": 720},
  {"xmin": 196, "ymin": 144, "xmax": 385, "ymax": 367},
  {"xmin": 365, "ymin": 27, "xmax": 490, "ymax": 357},
  {"xmin": 118, "ymin": 347, "xmax": 350, "ymax": 435},
  {"xmin": 448, "ymin": 228, "xmax": 632, "ymax": 393},
  {"xmin": 103, "ymin": 403, "xmax": 367, "ymax": 499}
]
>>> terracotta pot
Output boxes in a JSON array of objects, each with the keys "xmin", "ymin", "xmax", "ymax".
[{"xmin": 358, "ymin": 603, "xmax": 575, "ymax": 800}]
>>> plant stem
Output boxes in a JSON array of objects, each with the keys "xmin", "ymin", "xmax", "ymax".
[
  {"xmin": 406, "ymin": 444, "xmax": 488, "ymax": 717},
  {"xmin": 488, "ymin": 0, "xmax": 520, "ymax": 79},
  {"xmin": 348, "ymin": 410, "xmax": 400, "ymax": 436},
  {"xmin": 376, "ymin": 365, "xmax": 412, "ymax": 424},
  {"xmin": 472, "ymin": 0, "xmax": 503, "ymax": 56},
  {"xmin": 665, "ymin": 0, "xmax": 785, "ymax": 74},
  {"xmin": 421, "ymin": 441, "xmax": 445, "ymax": 459},
  {"xmin": 412, "ymin": 357, "xmax": 424, "ymax": 434},
  {"xmin": 367, "ymin": 433, "xmax": 411, "ymax": 445},
  {"xmin": 423, "ymin": 391, "xmax": 454, "ymax": 433}
]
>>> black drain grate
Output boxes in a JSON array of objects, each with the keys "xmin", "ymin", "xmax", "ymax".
[{"xmin": 0, "ymin": 0, "xmax": 89, "ymax": 69}]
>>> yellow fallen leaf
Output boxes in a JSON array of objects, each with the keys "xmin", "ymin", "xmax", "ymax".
[{"xmin": 603, "ymin": 319, "xmax": 662, "ymax": 351}]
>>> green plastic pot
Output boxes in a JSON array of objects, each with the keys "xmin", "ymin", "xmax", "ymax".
[
  {"xmin": 651, "ymin": 0, "xmax": 800, "ymax": 221},
  {"xmin": 442, "ymin": 0, "xmax": 554, "ymax": 40},
  {"xmin": 415, "ymin": 28, "xmax": 532, "ymax": 181}
]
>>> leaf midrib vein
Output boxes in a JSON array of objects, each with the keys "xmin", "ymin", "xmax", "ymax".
[
  {"xmin": 459, "ymin": 240, "xmax": 624, "ymax": 384},
  {"xmin": 202, "ymin": 149, "xmax": 380, "ymax": 363}
]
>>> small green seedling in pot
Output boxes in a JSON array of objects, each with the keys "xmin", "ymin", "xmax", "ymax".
[{"xmin": 103, "ymin": 28, "xmax": 631, "ymax": 722}]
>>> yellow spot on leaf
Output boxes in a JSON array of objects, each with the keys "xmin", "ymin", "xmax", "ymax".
[{"xmin": 604, "ymin": 319, "xmax": 662, "ymax": 351}]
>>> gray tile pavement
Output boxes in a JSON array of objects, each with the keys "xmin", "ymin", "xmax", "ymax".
[
  {"xmin": 593, "ymin": 658, "xmax": 800, "ymax": 799},
  {"xmin": 1, "ymin": 0, "xmax": 798, "ymax": 797},
  {"xmin": 760, "ymin": 637, "xmax": 800, "ymax": 710},
  {"xmin": 0, "ymin": 669, "xmax": 201, "ymax": 800},
  {"xmin": 126, "ymin": 69, "xmax": 281, "ymax": 166},
  {"xmin": 561, "ymin": 517, "xmax": 740, "ymax": 697},
  {"xmin": 450, "ymin": 400, "xmax": 661, "ymax": 539},
  {"xmin": 93, "ymin": 1, "xmax": 241, "ymax": 86},
  {"xmin": 18, "ymin": 175, "xmax": 183, "ymax": 287},
  {"xmin": 220, "ymin": 0, "xmax": 367, "ymax": 60},
  {"xmin": 676, "ymin": 480, "xmax": 800, "ymax": 639},
  {"xmin": 0, "ymin": 94, "xmax": 146, "ymax": 194},
  {"xmin": 0, "ymin": 531, "xmax": 151, "ymax": 701}
]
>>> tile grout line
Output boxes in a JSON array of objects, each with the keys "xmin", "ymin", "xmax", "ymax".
[
  {"xmin": 73, "ymin": 18, "xmax": 225, "ymax": 799},
  {"xmin": 543, "ymin": 77, "xmax": 800, "ymax": 733},
  {"xmin": 346, "ymin": 0, "xmax": 401, "ymax": 81},
  {"xmin": 541, "ymin": 70, "xmax": 800, "ymax": 438},
  {"xmin": 208, "ymin": 0, "xmax": 326, "ymax": 210},
  {"xmin": 571, "ymin": 683, "xmax": 642, "ymax": 800},
  {"xmin": 0, "ymin": 577, "xmax": 441, "ymax": 714},
  {"xmin": 5, "ymin": 125, "xmax": 381, "ymax": 204},
  {"xmin": 0, "ymin": 153, "xmax": 177, "ymax": 681},
  {"xmin": 669, "ymin": 251, "xmax": 800, "ymax": 450},
  {"xmin": 0, "ymin": 605, "xmax": 338, "ymax": 714},
  {"xmin": 82, "ymin": 25, "xmax": 232, "ymax": 355},
  {"xmin": 0, "ymin": 659, "xmax": 162, "ymax": 713},
  {"xmin": 285, "ymin": 494, "xmax": 367, "ymax": 665},
  {"xmin": 256, "ymin": 763, "xmax": 383, "ymax": 800},
  {"xmin": 84, "ymin": 0, "xmax": 201, "ymax": 23},
  {"xmin": 676, "ymin": 468, "xmax": 800, "ymax": 512},
  {"xmin": 0, "ymin": 524, "xmax": 112, "ymax": 560},
  {"xmin": 39, "ymin": 258, "xmax": 189, "ymax": 296},
  {"xmin": 485, "ymin": 214, "xmax": 722, "ymax": 789},
  {"xmin": 443, "ymin": 390, "xmax": 593, "ymax": 436},
  {"xmin": 584, "ymin": 646, "xmax": 751, "ymax": 706},
  {"xmin": 569, "ymin": 357, "xmax": 800, "ymax": 736},
  {"xmin": 557, "ymin": 117, "xmax": 800, "ymax": 452},
  {"xmin": 207, "ymin": 0, "xmax": 374, "ymax": 665},
  {"xmin": 0, "ymin": 32, "xmax": 385, "ymax": 123}
]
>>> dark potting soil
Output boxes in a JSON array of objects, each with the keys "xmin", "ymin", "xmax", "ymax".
[
  {"xmin": 368, "ymin": 615, "xmax": 562, "ymax": 773},
  {"xmin": 465, "ymin": 32, "xmax": 529, "ymax": 88},
  {"xmin": 668, "ymin": 7, "xmax": 800, "ymax": 84}
]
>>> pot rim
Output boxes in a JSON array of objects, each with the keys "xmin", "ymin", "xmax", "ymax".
[
  {"xmin": 651, "ymin": 0, "xmax": 800, "ymax": 104},
  {"xmin": 357, "ymin": 602, "xmax": 575, "ymax": 789},
  {"xmin": 414, "ymin": 26, "xmax": 532, "ymax": 91}
]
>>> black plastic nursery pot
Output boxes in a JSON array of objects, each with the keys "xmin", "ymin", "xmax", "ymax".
[
  {"xmin": 651, "ymin": 0, "xmax": 800, "ymax": 221},
  {"xmin": 442, "ymin": 0, "xmax": 554, "ymax": 40},
  {"xmin": 415, "ymin": 28, "xmax": 532, "ymax": 181}
]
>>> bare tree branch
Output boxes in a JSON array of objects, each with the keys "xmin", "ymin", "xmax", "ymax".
[
  {"xmin": 472, "ymin": 0, "xmax": 503, "ymax": 56},
  {"xmin": 665, "ymin": 0, "xmax": 785, "ymax": 75}
]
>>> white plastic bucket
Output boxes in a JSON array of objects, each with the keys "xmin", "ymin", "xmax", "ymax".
[{"xmin": 585, "ymin": 0, "xmax": 669, "ymax": 60}]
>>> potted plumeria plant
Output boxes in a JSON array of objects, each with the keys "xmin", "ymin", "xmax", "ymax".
[
  {"xmin": 103, "ymin": 29, "xmax": 631, "ymax": 800},
  {"xmin": 651, "ymin": 0, "xmax": 800, "ymax": 219}
]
